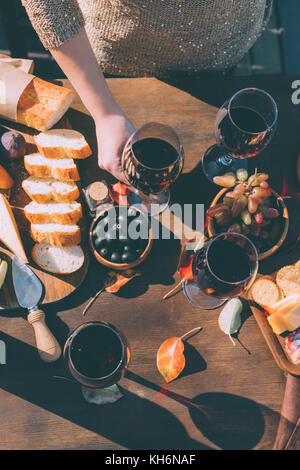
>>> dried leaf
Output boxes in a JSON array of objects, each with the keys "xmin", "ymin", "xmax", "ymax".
[
  {"xmin": 157, "ymin": 337, "xmax": 185, "ymax": 383},
  {"xmin": 111, "ymin": 182, "xmax": 130, "ymax": 206},
  {"xmin": 105, "ymin": 269, "xmax": 141, "ymax": 293},
  {"xmin": 81, "ymin": 384, "xmax": 123, "ymax": 404}
]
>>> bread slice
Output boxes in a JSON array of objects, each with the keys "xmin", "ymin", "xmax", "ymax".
[
  {"xmin": 32, "ymin": 242, "xmax": 84, "ymax": 274},
  {"xmin": 22, "ymin": 177, "xmax": 80, "ymax": 203},
  {"xmin": 276, "ymin": 264, "xmax": 300, "ymax": 298},
  {"xmin": 24, "ymin": 153, "xmax": 79, "ymax": 182},
  {"xmin": 31, "ymin": 223, "xmax": 81, "ymax": 247},
  {"xmin": 24, "ymin": 201, "xmax": 82, "ymax": 225},
  {"xmin": 17, "ymin": 78, "xmax": 75, "ymax": 131},
  {"xmin": 35, "ymin": 129, "xmax": 92, "ymax": 159},
  {"xmin": 250, "ymin": 277, "xmax": 282, "ymax": 309}
]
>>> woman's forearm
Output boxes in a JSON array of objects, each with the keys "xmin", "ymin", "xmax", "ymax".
[{"xmin": 50, "ymin": 29, "xmax": 122, "ymax": 119}]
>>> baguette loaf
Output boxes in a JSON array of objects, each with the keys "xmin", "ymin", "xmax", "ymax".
[
  {"xmin": 35, "ymin": 129, "xmax": 92, "ymax": 159},
  {"xmin": 17, "ymin": 78, "xmax": 75, "ymax": 131},
  {"xmin": 24, "ymin": 153, "xmax": 80, "ymax": 182},
  {"xmin": 32, "ymin": 242, "xmax": 84, "ymax": 274},
  {"xmin": 22, "ymin": 177, "xmax": 80, "ymax": 203},
  {"xmin": 24, "ymin": 201, "xmax": 82, "ymax": 225},
  {"xmin": 31, "ymin": 223, "xmax": 81, "ymax": 247}
]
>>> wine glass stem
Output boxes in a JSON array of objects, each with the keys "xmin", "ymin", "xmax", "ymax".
[{"xmin": 217, "ymin": 155, "xmax": 233, "ymax": 167}]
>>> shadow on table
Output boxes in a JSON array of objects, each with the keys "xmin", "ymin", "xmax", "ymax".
[
  {"xmin": 125, "ymin": 371, "xmax": 275, "ymax": 450},
  {"xmin": 0, "ymin": 332, "xmax": 210, "ymax": 450},
  {"xmin": 189, "ymin": 392, "xmax": 266, "ymax": 450}
]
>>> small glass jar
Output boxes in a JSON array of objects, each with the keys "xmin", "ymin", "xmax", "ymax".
[{"xmin": 83, "ymin": 181, "xmax": 112, "ymax": 218}]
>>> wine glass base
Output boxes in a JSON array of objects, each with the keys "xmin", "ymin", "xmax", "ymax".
[
  {"xmin": 127, "ymin": 189, "xmax": 170, "ymax": 216},
  {"xmin": 183, "ymin": 278, "xmax": 227, "ymax": 310},
  {"xmin": 202, "ymin": 144, "xmax": 248, "ymax": 184}
]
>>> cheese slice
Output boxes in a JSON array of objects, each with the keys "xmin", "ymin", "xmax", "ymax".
[
  {"xmin": 0, "ymin": 194, "xmax": 28, "ymax": 262},
  {"xmin": 267, "ymin": 295, "xmax": 300, "ymax": 316},
  {"xmin": 268, "ymin": 303, "xmax": 300, "ymax": 335}
]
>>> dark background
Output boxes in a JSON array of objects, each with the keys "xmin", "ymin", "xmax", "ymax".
[{"xmin": 0, "ymin": 0, "xmax": 299, "ymax": 79}]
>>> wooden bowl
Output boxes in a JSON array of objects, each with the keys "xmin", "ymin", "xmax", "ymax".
[
  {"xmin": 207, "ymin": 187, "xmax": 289, "ymax": 260},
  {"xmin": 89, "ymin": 206, "xmax": 153, "ymax": 270}
]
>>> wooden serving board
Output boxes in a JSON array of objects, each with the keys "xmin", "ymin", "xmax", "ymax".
[
  {"xmin": 249, "ymin": 273, "xmax": 300, "ymax": 376},
  {"xmin": 0, "ymin": 117, "xmax": 89, "ymax": 310}
]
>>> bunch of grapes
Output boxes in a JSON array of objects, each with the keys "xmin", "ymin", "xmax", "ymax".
[{"xmin": 208, "ymin": 169, "xmax": 281, "ymax": 252}]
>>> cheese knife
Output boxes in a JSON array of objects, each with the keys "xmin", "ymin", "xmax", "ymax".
[{"xmin": 12, "ymin": 256, "xmax": 61, "ymax": 362}]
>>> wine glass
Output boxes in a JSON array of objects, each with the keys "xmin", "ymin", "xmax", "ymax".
[
  {"xmin": 63, "ymin": 321, "xmax": 130, "ymax": 388},
  {"xmin": 122, "ymin": 122, "xmax": 184, "ymax": 215},
  {"xmin": 183, "ymin": 232, "xmax": 258, "ymax": 309},
  {"xmin": 202, "ymin": 88, "xmax": 278, "ymax": 184}
]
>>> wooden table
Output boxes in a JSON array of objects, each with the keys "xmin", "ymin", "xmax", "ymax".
[{"xmin": 0, "ymin": 75, "xmax": 299, "ymax": 450}]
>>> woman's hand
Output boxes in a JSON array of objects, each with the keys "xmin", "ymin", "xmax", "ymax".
[{"xmin": 96, "ymin": 112, "xmax": 135, "ymax": 182}]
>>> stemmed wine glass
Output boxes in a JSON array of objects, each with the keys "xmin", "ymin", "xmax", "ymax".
[
  {"xmin": 183, "ymin": 232, "xmax": 258, "ymax": 310},
  {"xmin": 122, "ymin": 122, "xmax": 184, "ymax": 215},
  {"xmin": 64, "ymin": 321, "xmax": 130, "ymax": 388},
  {"xmin": 202, "ymin": 88, "xmax": 278, "ymax": 183}
]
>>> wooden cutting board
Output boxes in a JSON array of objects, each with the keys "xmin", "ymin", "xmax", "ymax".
[
  {"xmin": 249, "ymin": 273, "xmax": 300, "ymax": 376},
  {"xmin": 0, "ymin": 117, "xmax": 89, "ymax": 310}
]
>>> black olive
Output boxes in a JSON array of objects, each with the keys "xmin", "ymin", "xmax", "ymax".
[
  {"xmin": 111, "ymin": 252, "xmax": 122, "ymax": 263},
  {"xmin": 121, "ymin": 251, "xmax": 137, "ymax": 263},
  {"xmin": 99, "ymin": 247, "xmax": 109, "ymax": 259},
  {"xmin": 123, "ymin": 244, "xmax": 132, "ymax": 252},
  {"xmin": 94, "ymin": 237, "xmax": 106, "ymax": 250}
]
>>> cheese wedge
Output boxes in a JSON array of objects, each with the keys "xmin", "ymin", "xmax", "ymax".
[
  {"xmin": 267, "ymin": 296, "xmax": 300, "ymax": 334},
  {"xmin": 267, "ymin": 295, "xmax": 300, "ymax": 316},
  {"xmin": 268, "ymin": 304, "xmax": 300, "ymax": 335},
  {"xmin": 0, "ymin": 194, "xmax": 28, "ymax": 262}
]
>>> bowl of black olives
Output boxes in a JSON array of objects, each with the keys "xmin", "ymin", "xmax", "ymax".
[{"xmin": 89, "ymin": 205, "xmax": 153, "ymax": 270}]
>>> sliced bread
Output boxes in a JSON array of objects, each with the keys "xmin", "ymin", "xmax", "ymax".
[
  {"xmin": 32, "ymin": 242, "xmax": 84, "ymax": 274},
  {"xmin": 24, "ymin": 153, "xmax": 80, "ymax": 182},
  {"xmin": 31, "ymin": 223, "xmax": 81, "ymax": 247},
  {"xmin": 24, "ymin": 201, "xmax": 82, "ymax": 225},
  {"xmin": 17, "ymin": 78, "xmax": 75, "ymax": 131},
  {"xmin": 35, "ymin": 129, "xmax": 92, "ymax": 159},
  {"xmin": 250, "ymin": 277, "xmax": 282, "ymax": 309},
  {"xmin": 22, "ymin": 177, "xmax": 80, "ymax": 203}
]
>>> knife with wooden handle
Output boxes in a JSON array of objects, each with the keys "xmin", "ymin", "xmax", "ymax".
[{"xmin": 12, "ymin": 256, "xmax": 61, "ymax": 362}]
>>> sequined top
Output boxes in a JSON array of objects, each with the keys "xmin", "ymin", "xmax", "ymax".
[{"xmin": 22, "ymin": 0, "xmax": 272, "ymax": 77}]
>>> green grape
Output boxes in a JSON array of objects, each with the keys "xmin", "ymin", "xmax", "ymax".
[
  {"xmin": 241, "ymin": 209, "xmax": 252, "ymax": 226},
  {"xmin": 236, "ymin": 168, "xmax": 248, "ymax": 182}
]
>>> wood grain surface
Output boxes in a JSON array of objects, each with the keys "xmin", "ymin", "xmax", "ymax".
[
  {"xmin": 0, "ymin": 117, "xmax": 89, "ymax": 309},
  {"xmin": 0, "ymin": 75, "xmax": 299, "ymax": 450}
]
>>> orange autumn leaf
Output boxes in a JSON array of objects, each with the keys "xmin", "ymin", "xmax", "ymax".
[
  {"xmin": 178, "ymin": 254, "xmax": 193, "ymax": 280},
  {"xmin": 104, "ymin": 269, "xmax": 141, "ymax": 293},
  {"xmin": 157, "ymin": 337, "xmax": 185, "ymax": 383},
  {"xmin": 177, "ymin": 237, "xmax": 195, "ymax": 281},
  {"xmin": 111, "ymin": 182, "xmax": 130, "ymax": 206}
]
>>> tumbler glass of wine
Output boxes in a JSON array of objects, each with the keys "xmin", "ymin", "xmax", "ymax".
[
  {"xmin": 122, "ymin": 122, "xmax": 184, "ymax": 215},
  {"xmin": 201, "ymin": 88, "xmax": 278, "ymax": 184},
  {"xmin": 183, "ymin": 232, "xmax": 258, "ymax": 309},
  {"xmin": 63, "ymin": 321, "xmax": 130, "ymax": 388}
]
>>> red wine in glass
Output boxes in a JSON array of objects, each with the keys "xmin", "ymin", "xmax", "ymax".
[
  {"xmin": 183, "ymin": 233, "xmax": 258, "ymax": 309},
  {"xmin": 63, "ymin": 321, "xmax": 130, "ymax": 388},
  {"xmin": 202, "ymin": 88, "xmax": 278, "ymax": 183},
  {"xmin": 122, "ymin": 122, "xmax": 184, "ymax": 215}
]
